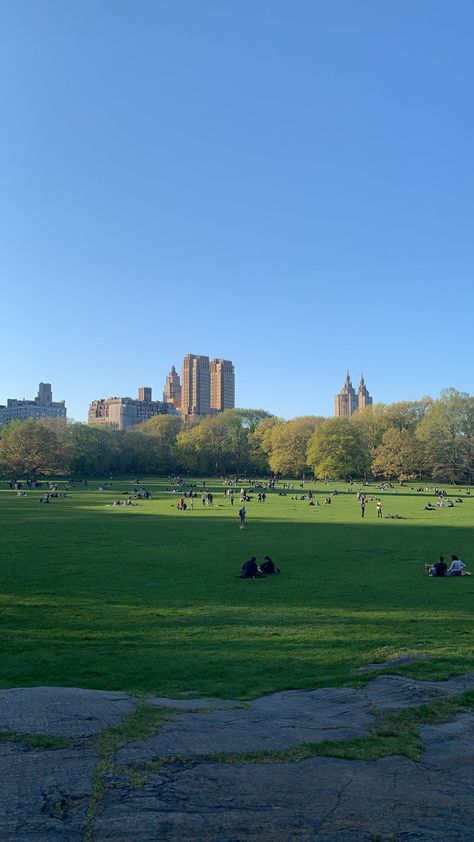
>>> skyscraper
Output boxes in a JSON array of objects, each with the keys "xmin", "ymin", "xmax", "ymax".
[
  {"xmin": 180, "ymin": 354, "xmax": 211, "ymax": 416},
  {"xmin": 163, "ymin": 366, "xmax": 181, "ymax": 409},
  {"xmin": 334, "ymin": 372, "xmax": 372, "ymax": 417},
  {"xmin": 357, "ymin": 375, "xmax": 373, "ymax": 411},
  {"xmin": 210, "ymin": 358, "xmax": 235, "ymax": 411}
]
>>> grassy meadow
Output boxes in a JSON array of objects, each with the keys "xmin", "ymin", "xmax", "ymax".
[{"xmin": 1, "ymin": 478, "xmax": 473, "ymax": 699}]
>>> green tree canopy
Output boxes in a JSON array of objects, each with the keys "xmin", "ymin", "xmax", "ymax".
[
  {"xmin": 371, "ymin": 427, "xmax": 421, "ymax": 481},
  {"xmin": 268, "ymin": 416, "xmax": 326, "ymax": 477},
  {"xmin": 0, "ymin": 421, "xmax": 71, "ymax": 477},
  {"xmin": 307, "ymin": 418, "xmax": 369, "ymax": 479}
]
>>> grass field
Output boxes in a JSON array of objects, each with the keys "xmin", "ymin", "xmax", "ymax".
[{"xmin": 1, "ymin": 478, "xmax": 473, "ymax": 699}]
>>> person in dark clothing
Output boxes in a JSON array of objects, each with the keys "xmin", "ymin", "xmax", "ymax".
[
  {"xmin": 239, "ymin": 557, "xmax": 262, "ymax": 578},
  {"xmin": 258, "ymin": 556, "xmax": 281, "ymax": 575},
  {"xmin": 426, "ymin": 557, "xmax": 447, "ymax": 577}
]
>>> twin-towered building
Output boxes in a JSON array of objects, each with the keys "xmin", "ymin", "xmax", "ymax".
[
  {"xmin": 88, "ymin": 354, "xmax": 235, "ymax": 430},
  {"xmin": 334, "ymin": 372, "xmax": 373, "ymax": 417}
]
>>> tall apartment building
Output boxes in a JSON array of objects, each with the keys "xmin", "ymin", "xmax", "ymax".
[
  {"xmin": 357, "ymin": 375, "xmax": 372, "ymax": 411},
  {"xmin": 180, "ymin": 354, "xmax": 211, "ymax": 417},
  {"xmin": 210, "ymin": 358, "xmax": 235, "ymax": 411},
  {"xmin": 334, "ymin": 372, "xmax": 372, "ymax": 417},
  {"xmin": 0, "ymin": 382, "xmax": 67, "ymax": 425},
  {"xmin": 163, "ymin": 366, "xmax": 181, "ymax": 409},
  {"xmin": 88, "ymin": 387, "xmax": 177, "ymax": 431}
]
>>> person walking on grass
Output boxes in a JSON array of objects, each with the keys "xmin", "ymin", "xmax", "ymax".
[{"xmin": 239, "ymin": 506, "xmax": 247, "ymax": 529}]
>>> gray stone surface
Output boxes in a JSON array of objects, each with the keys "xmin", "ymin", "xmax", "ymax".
[
  {"xmin": 117, "ymin": 687, "xmax": 373, "ymax": 765},
  {"xmin": 0, "ymin": 742, "xmax": 96, "ymax": 841},
  {"xmin": 0, "ymin": 686, "xmax": 136, "ymax": 736},
  {"xmin": 363, "ymin": 672, "xmax": 474, "ymax": 712},
  {"xmin": 420, "ymin": 713, "xmax": 474, "ymax": 783},
  {"xmin": 95, "ymin": 752, "xmax": 474, "ymax": 841},
  {"xmin": 1, "ymin": 677, "xmax": 474, "ymax": 841}
]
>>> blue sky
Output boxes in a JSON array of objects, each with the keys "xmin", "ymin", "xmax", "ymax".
[{"xmin": 1, "ymin": 0, "xmax": 473, "ymax": 421}]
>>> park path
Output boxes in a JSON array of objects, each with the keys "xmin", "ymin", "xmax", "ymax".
[{"xmin": 1, "ymin": 674, "xmax": 474, "ymax": 841}]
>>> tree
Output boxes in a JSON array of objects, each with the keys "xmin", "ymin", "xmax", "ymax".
[
  {"xmin": 352, "ymin": 403, "xmax": 388, "ymax": 463},
  {"xmin": 248, "ymin": 416, "xmax": 282, "ymax": 475},
  {"xmin": 306, "ymin": 418, "xmax": 369, "ymax": 479},
  {"xmin": 416, "ymin": 390, "xmax": 474, "ymax": 482},
  {"xmin": 384, "ymin": 399, "xmax": 432, "ymax": 432},
  {"xmin": 139, "ymin": 415, "xmax": 183, "ymax": 473},
  {"xmin": 269, "ymin": 416, "xmax": 326, "ymax": 477},
  {"xmin": 0, "ymin": 421, "xmax": 71, "ymax": 477},
  {"xmin": 371, "ymin": 428, "xmax": 421, "ymax": 481}
]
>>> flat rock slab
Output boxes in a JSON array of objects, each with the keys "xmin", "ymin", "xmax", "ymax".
[
  {"xmin": 0, "ymin": 742, "xmax": 96, "ymax": 842},
  {"xmin": 95, "ymin": 752, "xmax": 474, "ymax": 841},
  {"xmin": 420, "ymin": 713, "xmax": 474, "ymax": 783},
  {"xmin": 0, "ymin": 687, "xmax": 136, "ymax": 736},
  {"xmin": 117, "ymin": 688, "xmax": 373, "ymax": 764},
  {"xmin": 363, "ymin": 672, "xmax": 474, "ymax": 711},
  {"xmin": 1, "ymin": 677, "xmax": 474, "ymax": 841}
]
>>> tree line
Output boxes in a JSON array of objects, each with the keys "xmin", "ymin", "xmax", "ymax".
[{"xmin": 0, "ymin": 389, "xmax": 473, "ymax": 482}]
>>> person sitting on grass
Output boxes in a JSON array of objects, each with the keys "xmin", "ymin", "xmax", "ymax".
[
  {"xmin": 446, "ymin": 555, "xmax": 468, "ymax": 576},
  {"xmin": 239, "ymin": 557, "xmax": 263, "ymax": 578},
  {"xmin": 258, "ymin": 556, "xmax": 281, "ymax": 575},
  {"xmin": 425, "ymin": 556, "xmax": 447, "ymax": 577},
  {"xmin": 425, "ymin": 502, "xmax": 435, "ymax": 510}
]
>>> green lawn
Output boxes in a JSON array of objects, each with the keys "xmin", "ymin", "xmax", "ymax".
[{"xmin": 1, "ymin": 478, "xmax": 473, "ymax": 698}]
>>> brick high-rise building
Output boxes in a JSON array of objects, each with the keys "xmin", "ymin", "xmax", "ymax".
[
  {"xmin": 334, "ymin": 372, "xmax": 372, "ymax": 417},
  {"xmin": 0, "ymin": 382, "xmax": 66, "ymax": 425},
  {"xmin": 210, "ymin": 359, "xmax": 235, "ymax": 411},
  {"xmin": 163, "ymin": 366, "xmax": 181, "ymax": 410},
  {"xmin": 180, "ymin": 354, "xmax": 211, "ymax": 417}
]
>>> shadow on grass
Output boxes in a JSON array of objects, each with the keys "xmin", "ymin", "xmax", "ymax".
[{"xmin": 1, "ymin": 505, "xmax": 473, "ymax": 698}]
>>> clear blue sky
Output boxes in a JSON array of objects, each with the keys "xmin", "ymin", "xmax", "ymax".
[{"xmin": 1, "ymin": 0, "xmax": 473, "ymax": 421}]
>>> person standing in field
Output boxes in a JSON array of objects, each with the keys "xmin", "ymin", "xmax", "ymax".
[
  {"xmin": 239, "ymin": 506, "xmax": 247, "ymax": 529},
  {"xmin": 376, "ymin": 499, "xmax": 382, "ymax": 518},
  {"xmin": 360, "ymin": 495, "xmax": 366, "ymax": 518}
]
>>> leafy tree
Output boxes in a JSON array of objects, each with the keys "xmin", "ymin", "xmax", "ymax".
[
  {"xmin": 307, "ymin": 418, "xmax": 369, "ymax": 479},
  {"xmin": 270, "ymin": 416, "xmax": 326, "ymax": 477},
  {"xmin": 352, "ymin": 404, "xmax": 388, "ymax": 462},
  {"xmin": 139, "ymin": 415, "xmax": 183, "ymax": 473},
  {"xmin": 416, "ymin": 390, "xmax": 474, "ymax": 482},
  {"xmin": 0, "ymin": 421, "xmax": 71, "ymax": 477},
  {"xmin": 384, "ymin": 399, "xmax": 432, "ymax": 432},
  {"xmin": 248, "ymin": 416, "xmax": 282, "ymax": 475},
  {"xmin": 371, "ymin": 428, "xmax": 421, "ymax": 481}
]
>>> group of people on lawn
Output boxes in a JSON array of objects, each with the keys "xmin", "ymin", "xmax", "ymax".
[
  {"xmin": 239, "ymin": 556, "xmax": 280, "ymax": 578},
  {"xmin": 426, "ymin": 555, "xmax": 470, "ymax": 577}
]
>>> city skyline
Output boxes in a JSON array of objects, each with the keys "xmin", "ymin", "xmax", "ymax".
[
  {"xmin": 1, "ymin": 3, "xmax": 473, "ymax": 422},
  {"xmin": 4, "ymin": 368, "xmax": 472, "ymax": 428}
]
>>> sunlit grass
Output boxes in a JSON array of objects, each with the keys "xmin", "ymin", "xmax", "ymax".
[{"xmin": 1, "ymin": 478, "xmax": 473, "ymax": 697}]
